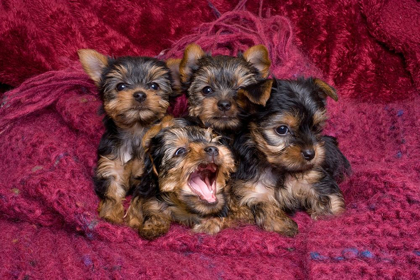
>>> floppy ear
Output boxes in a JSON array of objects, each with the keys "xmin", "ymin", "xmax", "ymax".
[
  {"xmin": 179, "ymin": 43, "xmax": 205, "ymax": 83},
  {"xmin": 313, "ymin": 78, "xmax": 338, "ymax": 101},
  {"xmin": 243, "ymin": 45, "xmax": 271, "ymax": 78},
  {"xmin": 78, "ymin": 49, "xmax": 109, "ymax": 86},
  {"xmin": 131, "ymin": 154, "xmax": 159, "ymax": 198},
  {"xmin": 237, "ymin": 79, "xmax": 273, "ymax": 107},
  {"xmin": 142, "ymin": 115, "xmax": 175, "ymax": 151},
  {"xmin": 142, "ymin": 129, "xmax": 166, "ymax": 185},
  {"xmin": 166, "ymin": 58, "xmax": 182, "ymax": 97},
  {"xmin": 142, "ymin": 117, "xmax": 178, "ymax": 178}
]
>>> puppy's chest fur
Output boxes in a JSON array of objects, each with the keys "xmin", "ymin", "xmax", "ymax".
[
  {"xmin": 239, "ymin": 164, "xmax": 320, "ymax": 211},
  {"xmin": 117, "ymin": 125, "xmax": 146, "ymax": 163}
]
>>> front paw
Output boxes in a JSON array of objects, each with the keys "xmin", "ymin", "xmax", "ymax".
[
  {"xmin": 310, "ymin": 194, "xmax": 345, "ymax": 219},
  {"xmin": 258, "ymin": 216, "xmax": 298, "ymax": 237},
  {"xmin": 98, "ymin": 199, "xmax": 125, "ymax": 224},
  {"xmin": 125, "ymin": 205, "xmax": 144, "ymax": 229},
  {"xmin": 193, "ymin": 218, "xmax": 225, "ymax": 235},
  {"xmin": 138, "ymin": 215, "xmax": 171, "ymax": 240}
]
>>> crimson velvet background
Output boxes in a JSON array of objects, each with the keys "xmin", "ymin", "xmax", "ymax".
[{"xmin": 0, "ymin": 0, "xmax": 419, "ymax": 279}]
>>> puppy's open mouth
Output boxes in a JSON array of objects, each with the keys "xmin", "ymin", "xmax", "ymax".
[{"xmin": 188, "ymin": 163, "xmax": 218, "ymax": 204}]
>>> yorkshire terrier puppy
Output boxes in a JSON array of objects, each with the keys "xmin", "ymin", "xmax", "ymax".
[
  {"xmin": 78, "ymin": 49, "xmax": 175, "ymax": 224},
  {"xmin": 127, "ymin": 121, "xmax": 236, "ymax": 240},
  {"xmin": 231, "ymin": 78, "xmax": 351, "ymax": 236},
  {"xmin": 175, "ymin": 43, "xmax": 271, "ymax": 139}
]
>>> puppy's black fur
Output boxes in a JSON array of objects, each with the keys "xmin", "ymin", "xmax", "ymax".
[
  {"xmin": 230, "ymin": 77, "xmax": 351, "ymax": 236},
  {"xmin": 175, "ymin": 43, "xmax": 271, "ymax": 141},
  {"xmin": 78, "ymin": 49, "xmax": 175, "ymax": 224}
]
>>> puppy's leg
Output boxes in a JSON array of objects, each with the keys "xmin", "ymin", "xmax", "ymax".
[
  {"xmin": 308, "ymin": 192, "xmax": 345, "ymax": 220},
  {"xmin": 138, "ymin": 199, "xmax": 171, "ymax": 240},
  {"xmin": 193, "ymin": 217, "xmax": 225, "ymax": 235},
  {"xmin": 232, "ymin": 181, "xmax": 298, "ymax": 236},
  {"xmin": 125, "ymin": 196, "xmax": 144, "ymax": 229},
  {"xmin": 128, "ymin": 157, "xmax": 145, "ymax": 190},
  {"xmin": 226, "ymin": 195, "xmax": 255, "ymax": 226},
  {"xmin": 95, "ymin": 156, "xmax": 131, "ymax": 224},
  {"xmin": 193, "ymin": 193, "xmax": 257, "ymax": 234},
  {"xmin": 305, "ymin": 172, "xmax": 346, "ymax": 219},
  {"xmin": 253, "ymin": 202, "xmax": 298, "ymax": 237}
]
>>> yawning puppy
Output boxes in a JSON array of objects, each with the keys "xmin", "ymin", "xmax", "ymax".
[{"xmin": 127, "ymin": 121, "xmax": 236, "ymax": 240}]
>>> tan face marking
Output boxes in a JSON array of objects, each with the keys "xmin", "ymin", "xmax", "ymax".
[
  {"xmin": 180, "ymin": 44, "xmax": 271, "ymax": 131},
  {"xmin": 250, "ymin": 111, "xmax": 327, "ymax": 171}
]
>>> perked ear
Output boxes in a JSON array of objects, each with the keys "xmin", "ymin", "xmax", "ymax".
[
  {"xmin": 243, "ymin": 45, "xmax": 271, "ymax": 78},
  {"xmin": 313, "ymin": 78, "xmax": 338, "ymax": 101},
  {"xmin": 179, "ymin": 43, "xmax": 205, "ymax": 83},
  {"xmin": 78, "ymin": 49, "xmax": 109, "ymax": 86},
  {"xmin": 166, "ymin": 58, "xmax": 182, "ymax": 97},
  {"xmin": 237, "ymin": 79, "xmax": 273, "ymax": 107}
]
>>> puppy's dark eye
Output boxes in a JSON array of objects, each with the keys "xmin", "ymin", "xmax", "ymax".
[
  {"xmin": 275, "ymin": 125, "xmax": 289, "ymax": 136},
  {"xmin": 149, "ymin": 82, "xmax": 159, "ymax": 90},
  {"xmin": 174, "ymin": 147, "xmax": 187, "ymax": 156},
  {"xmin": 202, "ymin": 86, "xmax": 213, "ymax": 95},
  {"xmin": 116, "ymin": 83, "xmax": 127, "ymax": 91}
]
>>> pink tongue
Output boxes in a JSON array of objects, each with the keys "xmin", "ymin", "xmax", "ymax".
[{"xmin": 189, "ymin": 175, "xmax": 216, "ymax": 203}]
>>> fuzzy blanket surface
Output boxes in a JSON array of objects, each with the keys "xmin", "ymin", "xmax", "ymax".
[{"xmin": 1, "ymin": 0, "xmax": 419, "ymax": 279}]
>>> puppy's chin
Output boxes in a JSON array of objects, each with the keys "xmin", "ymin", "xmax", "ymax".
[
  {"xmin": 268, "ymin": 156, "xmax": 317, "ymax": 173},
  {"xmin": 113, "ymin": 108, "xmax": 166, "ymax": 127},
  {"xmin": 202, "ymin": 116, "xmax": 241, "ymax": 132},
  {"xmin": 181, "ymin": 191, "xmax": 226, "ymax": 216},
  {"xmin": 280, "ymin": 162, "xmax": 315, "ymax": 173}
]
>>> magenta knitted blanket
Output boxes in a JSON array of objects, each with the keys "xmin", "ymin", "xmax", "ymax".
[{"xmin": 1, "ymin": 0, "xmax": 419, "ymax": 279}]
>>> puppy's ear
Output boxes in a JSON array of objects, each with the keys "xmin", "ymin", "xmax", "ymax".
[
  {"xmin": 313, "ymin": 78, "xmax": 338, "ymax": 101},
  {"xmin": 142, "ymin": 115, "xmax": 175, "ymax": 151},
  {"xmin": 237, "ymin": 79, "xmax": 273, "ymax": 107},
  {"xmin": 243, "ymin": 45, "xmax": 271, "ymax": 78},
  {"xmin": 166, "ymin": 58, "xmax": 182, "ymax": 97},
  {"xmin": 179, "ymin": 44, "xmax": 205, "ymax": 83},
  {"xmin": 78, "ymin": 49, "xmax": 109, "ymax": 86},
  {"xmin": 143, "ymin": 131, "xmax": 166, "ymax": 179},
  {"xmin": 132, "ymin": 154, "xmax": 159, "ymax": 198}
]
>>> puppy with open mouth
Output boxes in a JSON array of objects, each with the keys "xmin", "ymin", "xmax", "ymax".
[{"xmin": 127, "ymin": 120, "xmax": 236, "ymax": 240}]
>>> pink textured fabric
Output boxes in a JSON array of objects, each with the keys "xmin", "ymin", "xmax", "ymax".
[
  {"xmin": 360, "ymin": 0, "xmax": 420, "ymax": 89},
  {"xmin": 1, "ymin": 1, "xmax": 420, "ymax": 279}
]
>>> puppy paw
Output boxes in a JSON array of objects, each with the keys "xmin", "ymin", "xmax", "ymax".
[
  {"xmin": 125, "ymin": 205, "xmax": 144, "ymax": 229},
  {"xmin": 193, "ymin": 218, "xmax": 225, "ymax": 235},
  {"xmin": 310, "ymin": 194, "xmax": 345, "ymax": 219},
  {"xmin": 138, "ymin": 215, "xmax": 171, "ymax": 240},
  {"xmin": 98, "ymin": 200, "xmax": 125, "ymax": 224},
  {"xmin": 259, "ymin": 216, "xmax": 298, "ymax": 237}
]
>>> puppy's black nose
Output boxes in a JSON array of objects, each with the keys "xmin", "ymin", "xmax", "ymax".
[
  {"xmin": 204, "ymin": 146, "xmax": 219, "ymax": 156},
  {"xmin": 301, "ymin": 149, "xmax": 315, "ymax": 161},
  {"xmin": 133, "ymin": 91, "xmax": 147, "ymax": 102},
  {"xmin": 217, "ymin": 100, "xmax": 231, "ymax": 112}
]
